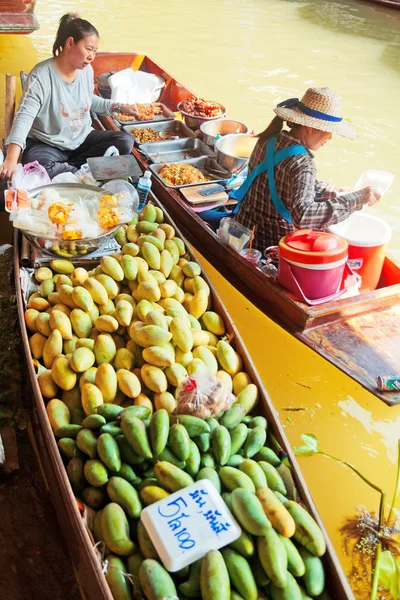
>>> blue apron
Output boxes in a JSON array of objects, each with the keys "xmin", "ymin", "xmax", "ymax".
[{"xmin": 231, "ymin": 135, "xmax": 308, "ymax": 221}]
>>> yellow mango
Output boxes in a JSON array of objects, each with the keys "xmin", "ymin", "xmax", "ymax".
[
  {"xmin": 154, "ymin": 391, "xmax": 177, "ymax": 413},
  {"xmin": 115, "ymin": 300, "xmax": 133, "ymax": 327},
  {"xmin": 135, "ymin": 325, "xmax": 172, "ymax": 348},
  {"xmin": 142, "ymin": 343, "xmax": 175, "ymax": 368},
  {"xmin": 94, "ymin": 334, "xmax": 117, "ymax": 365},
  {"xmin": 71, "ymin": 286, "xmax": 94, "ymax": 312},
  {"xmin": 122, "ymin": 243, "xmax": 139, "ymax": 257},
  {"xmin": 142, "ymin": 242, "xmax": 161, "ymax": 270},
  {"xmin": 182, "ymin": 261, "xmax": 201, "ymax": 278},
  {"xmin": 193, "ymin": 346, "xmax": 218, "ymax": 375},
  {"xmin": 141, "ymin": 364, "xmax": 168, "ymax": 394},
  {"xmin": 137, "ymin": 281, "xmax": 161, "ymax": 303},
  {"xmin": 57, "ymin": 284, "xmax": 77, "ymax": 309},
  {"xmin": 70, "ymin": 309, "xmax": 93, "ymax": 339},
  {"xmin": 99, "ymin": 299, "xmax": 116, "ymax": 316},
  {"xmin": 192, "ymin": 276, "xmax": 210, "ymax": 295},
  {"xmin": 95, "ymin": 315, "xmax": 119, "ymax": 333},
  {"xmin": 51, "ymin": 356, "xmax": 77, "ymax": 391},
  {"xmin": 36, "ymin": 312, "xmax": 52, "ymax": 337},
  {"xmin": 144, "ymin": 311, "xmax": 168, "ymax": 331},
  {"xmin": 29, "ymin": 332, "xmax": 47, "ymax": 359},
  {"xmin": 173, "ymin": 286, "xmax": 185, "ymax": 304},
  {"xmin": 187, "ymin": 358, "xmax": 207, "ymax": 376},
  {"xmin": 35, "ymin": 267, "xmax": 53, "ymax": 282},
  {"xmin": 202, "ymin": 311, "xmax": 225, "ymax": 336},
  {"xmin": 159, "ymin": 280, "xmax": 177, "ymax": 298},
  {"xmin": 40, "ymin": 278, "xmax": 55, "ymax": 298},
  {"xmin": 192, "ymin": 330, "xmax": 210, "ymax": 347},
  {"xmin": 183, "ymin": 293, "xmax": 193, "ymax": 312},
  {"xmin": 235, "ymin": 383, "xmax": 259, "ymax": 414},
  {"xmin": 96, "ymin": 273, "xmax": 120, "ymax": 299},
  {"xmin": 76, "ymin": 338, "xmax": 95, "ymax": 350},
  {"xmin": 170, "ymin": 317, "xmax": 193, "ymax": 353},
  {"xmin": 171, "ymin": 237, "xmax": 185, "ymax": 257},
  {"xmin": 126, "ymin": 225, "xmax": 139, "ymax": 243},
  {"xmin": 159, "ymin": 250, "xmax": 174, "ymax": 279},
  {"xmin": 165, "ymin": 363, "xmax": 187, "ymax": 387},
  {"xmin": 115, "ymin": 293, "xmax": 136, "ymax": 308},
  {"xmin": 83, "ymin": 278, "xmax": 109, "ymax": 306},
  {"xmin": 70, "ymin": 347, "xmax": 96, "ymax": 372},
  {"xmin": 49, "ymin": 309, "xmax": 73, "ymax": 340},
  {"xmin": 159, "ymin": 223, "xmax": 175, "ymax": 239},
  {"xmin": 232, "ymin": 372, "xmax": 252, "ymax": 396},
  {"xmin": 189, "ymin": 290, "xmax": 208, "ymax": 319},
  {"xmin": 169, "ymin": 265, "xmax": 184, "ymax": 287},
  {"xmin": 43, "ymin": 329, "xmax": 63, "ymax": 369},
  {"xmin": 88, "ymin": 303, "xmax": 100, "ymax": 325},
  {"xmin": 79, "ymin": 367, "xmax": 98, "ymax": 391},
  {"xmin": 70, "ymin": 267, "xmax": 89, "ymax": 286},
  {"xmin": 114, "ymin": 348, "xmax": 135, "ymax": 371},
  {"xmin": 216, "ymin": 370, "xmax": 233, "ymax": 392},
  {"xmin": 51, "ymin": 303, "xmax": 71, "ymax": 316},
  {"xmin": 216, "ymin": 341, "xmax": 241, "ymax": 376},
  {"xmin": 120, "ymin": 254, "xmax": 138, "ymax": 281},
  {"xmin": 165, "ymin": 239, "xmax": 179, "ymax": 264},
  {"xmin": 128, "ymin": 321, "xmax": 146, "ymax": 344},
  {"xmin": 25, "ymin": 308, "xmax": 39, "ymax": 332},
  {"xmin": 38, "ymin": 369, "xmax": 58, "ymax": 399},
  {"xmin": 142, "ymin": 203, "xmax": 157, "ymax": 223},
  {"xmin": 95, "ymin": 363, "xmax": 118, "ymax": 403},
  {"xmin": 55, "ymin": 275, "xmax": 73, "ymax": 289},
  {"xmin": 47, "ymin": 292, "xmax": 61, "ymax": 306},
  {"xmin": 81, "ymin": 383, "xmax": 103, "ymax": 415},
  {"xmin": 117, "ymin": 369, "xmax": 141, "ymax": 398},
  {"xmin": 100, "ymin": 256, "xmax": 124, "ymax": 282},
  {"xmin": 175, "ymin": 348, "xmax": 193, "ymax": 368},
  {"xmin": 50, "ymin": 259, "xmax": 74, "ymax": 274},
  {"xmin": 27, "ymin": 297, "xmax": 50, "ymax": 312},
  {"xmin": 133, "ymin": 393, "xmax": 153, "ymax": 414},
  {"xmin": 46, "ymin": 399, "xmax": 70, "ymax": 431},
  {"xmin": 135, "ymin": 299, "xmax": 154, "ymax": 322}
]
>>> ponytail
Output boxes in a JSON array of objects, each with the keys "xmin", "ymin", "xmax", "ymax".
[
  {"xmin": 53, "ymin": 12, "xmax": 99, "ymax": 56},
  {"xmin": 257, "ymin": 116, "xmax": 284, "ymax": 145}
]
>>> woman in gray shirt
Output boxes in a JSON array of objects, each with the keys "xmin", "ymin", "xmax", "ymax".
[{"xmin": 0, "ymin": 13, "xmax": 137, "ymax": 181}]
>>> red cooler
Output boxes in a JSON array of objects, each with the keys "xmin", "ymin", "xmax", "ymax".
[{"xmin": 277, "ymin": 229, "xmax": 349, "ymax": 304}]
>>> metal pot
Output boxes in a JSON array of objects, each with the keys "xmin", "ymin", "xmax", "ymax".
[
  {"xmin": 215, "ymin": 134, "xmax": 258, "ymax": 174},
  {"xmin": 200, "ymin": 119, "xmax": 248, "ymax": 147},
  {"xmin": 177, "ymin": 101, "xmax": 226, "ymax": 130}
]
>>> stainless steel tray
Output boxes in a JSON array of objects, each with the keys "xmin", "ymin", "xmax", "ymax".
[
  {"xmin": 149, "ymin": 157, "xmax": 231, "ymax": 189},
  {"xmin": 139, "ymin": 138, "xmax": 214, "ymax": 164},
  {"xmin": 124, "ymin": 119, "xmax": 195, "ymax": 145},
  {"xmin": 113, "ymin": 103, "xmax": 175, "ymax": 126}
]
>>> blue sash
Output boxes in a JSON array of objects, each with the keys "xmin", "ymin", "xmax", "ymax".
[{"xmin": 232, "ymin": 136, "xmax": 308, "ymax": 222}]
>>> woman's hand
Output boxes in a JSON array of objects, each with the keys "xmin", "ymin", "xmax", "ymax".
[
  {"xmin": 119, "ymin": 103, "xmax": 139, "ymax": 117},
  {"xmin": 361, "ymin": 186, "xmax": 381, "ymax": 207},
  {"xmin": 0, "ymin": 157, "xmax": 18, "ymax": 181}
]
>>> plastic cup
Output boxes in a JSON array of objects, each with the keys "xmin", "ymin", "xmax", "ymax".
[{"xmin": 240, "ymin": 248, "xmax": 262, "ymax": 266}]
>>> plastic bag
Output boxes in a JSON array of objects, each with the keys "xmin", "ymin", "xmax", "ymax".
[
  {"xmin": 52, "ymin": 172, "xmax": 81, "ymax": 184},
  {"xmin": 175, "ymin": 371, "xmax": 235, "ymax": 419},
  {"xmin": 11, "ymin": 161, "xmax": 51, "ymax": 190},
  {"xmin": 103, "ymin": 146, "xmax": 120, "ymax": 158}
]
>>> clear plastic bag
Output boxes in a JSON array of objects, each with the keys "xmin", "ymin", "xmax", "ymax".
[
  {"xmin": 175, "ymin": 371, "xmax": 235, "ymax": 419},
  {"xmin": 11, "ymin": 161, "xmax": 51, "ymax": 190}
]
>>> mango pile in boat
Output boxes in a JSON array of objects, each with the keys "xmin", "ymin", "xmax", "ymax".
[{"xmin": 24, "ymin": 203, "xmax": 328, "ymax": 600}]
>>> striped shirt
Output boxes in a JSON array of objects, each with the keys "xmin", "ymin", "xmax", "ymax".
[{"xmin": 235, "ymin": 131, "xmax": 366, "ymax": 251}]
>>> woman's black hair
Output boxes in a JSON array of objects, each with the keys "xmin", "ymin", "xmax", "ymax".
[{"xmin": 53, "ymin": 13, "xmax": 99, "ymax": 57}]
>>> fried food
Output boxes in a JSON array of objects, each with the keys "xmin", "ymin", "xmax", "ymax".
[
  {"xmin": 132, "ymin": 128, "xmax": 165, "ymax": 143},
  {"xmin": 179, "ymin": 97, "xmax": 224, "ymax": 118},
  {"xmin": 159, "ymin": 163, "xmax": 209, "ymax": 186},
  {"xmin": 115, "ymin": 103, "xmax": 165, "ymax": 122}
]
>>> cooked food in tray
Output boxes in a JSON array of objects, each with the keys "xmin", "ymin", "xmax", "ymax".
[
  {"xmin": 114, "ymin": 103, "xmax": 165, "ymax": 122},
  {"xmin": 159, "ymin": 163, "xmax": 210, "ymax": 186},
  {"xmin": 179, "ymin": 97, "xmax": 224, "ymax": 118},
  {"xmin": 133, "ymin": 127, "xmax": 174, "ymax": 143}
]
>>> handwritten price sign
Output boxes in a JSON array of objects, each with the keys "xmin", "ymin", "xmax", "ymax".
[{"xmin": 141, "ymin": 480, "xmax": 241, "ymax": 572}]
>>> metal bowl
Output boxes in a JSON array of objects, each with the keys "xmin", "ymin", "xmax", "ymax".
[
  {"xmin": 200, "ymin": 119, "xmax": 248, "ymax": 147},
  {"xmin": 19, "ymin": 183, "xmax": 120, "ymax": 258},
  {"xmin": 215, "ymin": 133, "xmax": 258, "ymax": 174},
  {"xmin": 177, "ymin": 101, "xmax": 226, "ymax": 130}
]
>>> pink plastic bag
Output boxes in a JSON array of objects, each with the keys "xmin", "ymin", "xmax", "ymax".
[{"xmin": 11, "ymin": 161, "xmax": 51, "ymax": 190}]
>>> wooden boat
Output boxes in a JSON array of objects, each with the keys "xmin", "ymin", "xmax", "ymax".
[
  {"xmin": 0, "ymin": 0, "xmax": 39, "ymax": 33},
  {"xmin": 364, "ymin": 0, "xmax": 400, "ymax": 8},
  {"xmin": 15, "ymin": 191, "xmax": 354, "ymax": 600},
  {"xmin": 92, "ymin": 52, "xmax": 400, "ymax": 408}
]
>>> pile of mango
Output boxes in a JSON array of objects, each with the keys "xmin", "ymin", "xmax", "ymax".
[{"xmin": 23, "ymin": 204, "xmax": 329, "ymax": 600}]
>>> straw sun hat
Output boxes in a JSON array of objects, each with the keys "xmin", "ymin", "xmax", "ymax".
[{"xmin": 274, "ymin": 87, "xmax": 356, "ymax": 140}]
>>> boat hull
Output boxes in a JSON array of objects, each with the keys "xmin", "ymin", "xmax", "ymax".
[
  {"xmin": 0, "ymin": 0, "xmax": 39, "ymax": 33},
  {"xmin": 15, "ymin": 192, "xmax": 354, "ymax": 599}
]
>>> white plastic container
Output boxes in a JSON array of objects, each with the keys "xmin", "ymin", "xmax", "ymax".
[
  {"xmin": 354, "ymin": 170, "xmax": 394, "ymax": 198},
  {"xmin": 108, "ymin": 68, "xmax": 165, "ymax": 105},
  {"xmin": 137, "ymin": 170, "xmax": 152, "ymax": 207},
  {"xmin": 141, "ymin": 480, "xmax": 241, "ymax": 572}
]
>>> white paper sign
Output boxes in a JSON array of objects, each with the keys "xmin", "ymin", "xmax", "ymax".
[{"xmin": 140, "ymin": 479, "xmax": 241, "ymax": 572}]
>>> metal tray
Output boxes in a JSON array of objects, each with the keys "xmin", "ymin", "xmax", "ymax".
[
  {"xmin": 112, "ymin": 103, "xmax": 175, "ymax": 126},
  {"xmin": 139, "ymin": 138, "xmax": 214, "ymax": 164},
  {"xmin": 149, "ymin": 157, "xmax": 231, "ymax": 189},
  {"xmin": 124, "ymin": 119, "xmax": 196, "ymax": 145}
]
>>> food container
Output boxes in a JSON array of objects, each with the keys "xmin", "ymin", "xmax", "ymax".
[
  {"xmin": 18, "ymin": 184, "xmax": 120, "ymax": 258},
  {"xmin": 215, "ymin": 133, "xmax": 258, "ymax": 174},
  {"xmin": 108, "ymin": 68, "xmax": 165, "ymax": 104},
  {"xmin": 240, "ymin": 248, "xmax": 262, "ymax": 266},
  {"xmin": 200, "ymin": 119, "xmax": 248, "ymax": 147},
  {"xmin": 177, "ymin": 100, "xmax": 226, "ymax": 129},
  {"xmin": 112, "ymin": 103, "xmax": 175, "ymax": 126},
  {"xmin": 277, "ymin": 229, "xmax": 349, "ymax": 304},
  {"xmin": 328, "ymin": 212, "xmax": 392, "ymax": 292},
  {"xmin": 354, "ymin": 169, "xmax": 394, "ymax": 198},
  {"xmin": 124, "ymin": 120, "xmax": 196, "ymax": 145},
  {"xmin": 139, "ymin": 137, "xmax": 214, "ymax": 164},
  {"xmin": 149, "ymin": 157, "xmax": 231, "ymax": 189},
  {"xmin": 217, "ymin": 217, "xmax": 252, "ymax": 251}
]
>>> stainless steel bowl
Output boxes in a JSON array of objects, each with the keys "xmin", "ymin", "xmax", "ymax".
[
  {"xmin": 19, "ymin": 183, "xmax": 120, "ymax": 258},
  {"xmin": 215, "ymin": 134, "xmax": 258, "ymax": 174},
  {"xmin": 177, "ymin": 101, "xmax": 226, "ymax": 130},
  {"xmin": 200, "ymin": 119, "xmax": 248, "ymax": 147}
]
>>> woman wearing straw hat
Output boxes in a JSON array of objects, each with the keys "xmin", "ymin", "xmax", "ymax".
[{"xmin": 234, "ymin": 87, "xmax": 380, "ymax": 251}]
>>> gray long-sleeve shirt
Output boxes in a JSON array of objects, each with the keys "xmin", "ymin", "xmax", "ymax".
[{"xmin": 6, "ymin": 58, "xmax": 112, "ymax": 151}]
